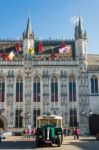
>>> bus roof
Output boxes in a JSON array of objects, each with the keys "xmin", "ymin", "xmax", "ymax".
[{"xmin": 37, "ymin": 115, "xmax": 62, "ymax": 120}]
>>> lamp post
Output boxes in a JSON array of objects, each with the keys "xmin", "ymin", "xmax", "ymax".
[
  {"xmin": 20, "ymin": 113, "xmax": 31, "ymax": 129},
  {"xmin": 81, "ymin": 110, "xmax": 93, "ymax": 136},
  {"xmin": 28, "ymin": 113, "xmax": 31, "ymax": 125}
]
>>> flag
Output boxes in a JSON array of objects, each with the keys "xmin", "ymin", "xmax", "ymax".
[
  {"xmin": 60, "ymin": 41, "xmax": 65, "ymax": 48},
  {"xmin": 14, "ymin": 43, "xmax": 22, "ymax": 54},
  {"xmin": 50, "ymin": 51, "xmax": 56, "ymax": 60},
  {"xmin": 0, "ymin": 48, "xmax": 15, "ymax": 61},
  {"xmin": 28, "ymin": 47, "xmax": 34, "ymax": 55},
  {"xmin": 59, "ymin": 45, "xmax": 72, "ymax": 55},
  {"xmin": 15, "ymin": 43, "xmax": 20, "ymax": 51},
  {"xmin": 38, "ymin": 41, "xmax": 44, "ymax": 53},
  {"xmin": 1, "ymin": 50, "xmax": 7, "ymax": 60},
  {"xmin": 7, "ymin": 51, "xmax": 14, "ymax": 61}
]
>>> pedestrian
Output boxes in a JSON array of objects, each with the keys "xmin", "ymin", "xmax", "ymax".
[
  {"xmin": 63, "ymin": 128, "xmax": 67, "ymax": 136},
  {"xmin": 0, "ymin": 130, "xmax": 2, "ymax": 143},
  {"xmin": 25, "ymin": 128, "xmax": 27, "ymax": 138},
  {"xmin": 31, "ymin": 127, "xmax": 36, "ymax": 139},
  {"xmin": 72, "ymin": 128, "xmax": 76, "ymax": 139},
  {"xmin": 27, "ymin": 128, "xmax": 31, "ymax": 139},
  {"xmin": 67, "ymin": 128, "xmax": 71, "ymax": 136},
  {"xmin": 75, "ymin": 128, "xmax": 80, "ymax": 139},
  {"xmin": 25, "ymin": 128, "xmax": 30, "ymax": 139}
]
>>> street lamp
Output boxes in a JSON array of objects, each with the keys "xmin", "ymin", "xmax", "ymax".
[
  {"xmin": 28, "ymin": 113, "xmax": 31, "ymax": 125},
  {"xmin": 20, "ymin": 113, "xmax": 31, "ymax": 129},
  {"xmin": 82, "ymin": 110, "xmax": 93, "ymax": 116}
]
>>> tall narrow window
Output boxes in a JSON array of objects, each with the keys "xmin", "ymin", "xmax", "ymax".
[
  {"xmin": 51, "ymin": 75, "xmax": 58, "ymax": 102},
  {"xmin": 16, "ymin": 76, "xmax": 23, "ymax": 102},
  {"xmin": 91, "ymin": 76, "xmax": 98, "ymax": 93},
  {"xmin": 69, "ymin": 76, "xmax": 76, "ymax": 101},
  {"xmin": 15, "ymin": 109, "xmax": 22, "ymax": 128},
  {"xmin": 33, "ymin": 76, "xmax": 40, "ymax": 102},
  {"xmin": 0, "ymin": 76, "xmax": 5, "ymax": 102},
  {"xmin": 33, "ymin": 109, "xmax": 40, "ymax": 127},
  {"xmin": 70, "ymin": 108, "xmax": 77, "ymax": 127}
]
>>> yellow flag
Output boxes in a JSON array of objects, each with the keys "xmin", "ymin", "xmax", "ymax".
[{"xmin": 28, "ymin": 47, "xmax": 34, "ymax": 55}]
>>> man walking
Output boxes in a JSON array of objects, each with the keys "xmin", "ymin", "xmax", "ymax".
[{"xmin": 75, "ymin": 128, "xmax": 80, "ymax": 139}]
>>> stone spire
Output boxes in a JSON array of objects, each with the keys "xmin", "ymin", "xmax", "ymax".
[
  {"xmin": 78, "ymin": 17, "xmax": 82, "ymax": 38},
  {"xmin": 23, "ymin": 17, "xmax": 35, "ymax": 56},
  {"xmin": 74, "ymin": 17, "xmax": 87, "ymax": 39},
  {"xmin": 24, "ymin": 17, "xmax": 34, "ymax": 39},
  {"xmin": 75, "ymin": 17, "xmax": 88, "ymax": 62}
]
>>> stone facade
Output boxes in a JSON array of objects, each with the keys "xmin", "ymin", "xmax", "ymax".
[{"xmin": 0, "ymin": 17, "xmax": 99, "ymax": 135}]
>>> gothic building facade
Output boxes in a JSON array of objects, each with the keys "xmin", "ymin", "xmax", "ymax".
[{"xmin": 0, "ymin": 17, "xmax": 99, "ymax": 135}]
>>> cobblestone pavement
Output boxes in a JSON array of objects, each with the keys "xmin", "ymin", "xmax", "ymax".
[{"xmin": 0, "ymin": 135, "xmax": 99, "ymax": 150}]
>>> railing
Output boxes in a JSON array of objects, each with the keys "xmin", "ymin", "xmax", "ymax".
[{"xmin": 0, "ymin": 60, "xmax": 78, "ymax": 66}]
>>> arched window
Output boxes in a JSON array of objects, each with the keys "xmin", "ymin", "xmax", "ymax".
[
  {"xmin": 69, "ymin": 108, "xmax": 77, "ymax": 127},
  {"xmin": 0, "ymin": 76, "xmax": 5, "ymax": 102},
  {"xmin": 15, "ymin": 109, "xmax": 22, "ymax": 128},
  {"xmin": 51, "ymin": 75, "xmax": 58, "ymax": 102},
  {"xmin": 69, "ymin": 76, "xmax": 76, "ymax": 101},
  {"xmin": 33, "ymin": 76, "xmax": 40, "ymax": 102},
  {"xmin": 91, "ymin": 76, "xmax": 98, "ymax": 93},
  {"xmin": 33, "ymin": 109, "xmax": 40, "ymax": 127},
  {"xmin": 16, "ymin": 76, "xmax": 23, "ymax": 102}
]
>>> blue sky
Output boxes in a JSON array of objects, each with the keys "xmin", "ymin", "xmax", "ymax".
[{"xmin": 0, "ymin": 0, "xmax": 99, "ymax": 54}]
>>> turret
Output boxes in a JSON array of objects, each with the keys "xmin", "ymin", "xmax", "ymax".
[
  {"xmin": 23, "ymin": 17, "xmax": 35, "ymax": 56},
  {"xmin": 75, "ymin": 17, "xmax": 87, "ymax": 61}
]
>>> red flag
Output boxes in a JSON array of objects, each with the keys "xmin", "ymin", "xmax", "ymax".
[
  {"xmin": 1, "ymin": 50, "xmax": 14, "ymax": 61},
  {"xmin": 15, "ymin": 43, "xmax": 21, "ymax": 51},
  {"xmin": 50, "ymin": 51, "xmax": 56, "ymax": 60},
  {"xmin": 60, "ymin": 41, "xmax": 65, "ymax": 48},
  {"xmin": 15, "ymin": 43, "xmax": 20, "ymax": 51},
  {"xmin": 1, "ymin": 50, "xmax": 7, "ymax": 60},
  {"xmin": 38, "ymin": 41, "xmax": 44, "ymax": 53}
]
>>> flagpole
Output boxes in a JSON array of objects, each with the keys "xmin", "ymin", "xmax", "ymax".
[
  {"xmin": 3, "ymin": 47, "xmax": 5, "ymax": 52},
  {"xmin": 52, "ymin": 46, "xmax": 53, "ymax": 52}
]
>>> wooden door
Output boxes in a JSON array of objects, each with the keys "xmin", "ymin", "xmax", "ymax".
[{"xmin": 89, "ymin": 114, "xmax": 99, "ymax": 135}]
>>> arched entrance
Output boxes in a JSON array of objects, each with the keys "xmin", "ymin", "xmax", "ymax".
[
  {"xmin": 89, "ymin": 114, "xmax": 99, "ymax": 135},
  {"xmin": 0, "ymin": 115, "xmax": 8, "ymax": 131},
  {"xmin": 0, "ymin": 118, "xmax": 4, "ymax": 129}
]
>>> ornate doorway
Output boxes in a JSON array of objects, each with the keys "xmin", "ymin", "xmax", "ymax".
[
  {"xmin": 0, "ymin": 118, "xmax": 4, "ymax": 129},
  {"xmin": 89, "ymin": 114, "xmax": 99, "ymax": 135}
]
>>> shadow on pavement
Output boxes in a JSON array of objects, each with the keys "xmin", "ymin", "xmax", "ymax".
[
  {"xmin": 63, "ymin": 139, "xmax": 99, "ymax": 150},
  {"xmin": 0, "ymin": 141, "xmax": 37, "ymax": 149},
  {"xmin": 79, "ymin": 139, "xmax": 96, "ymax": 142}
]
